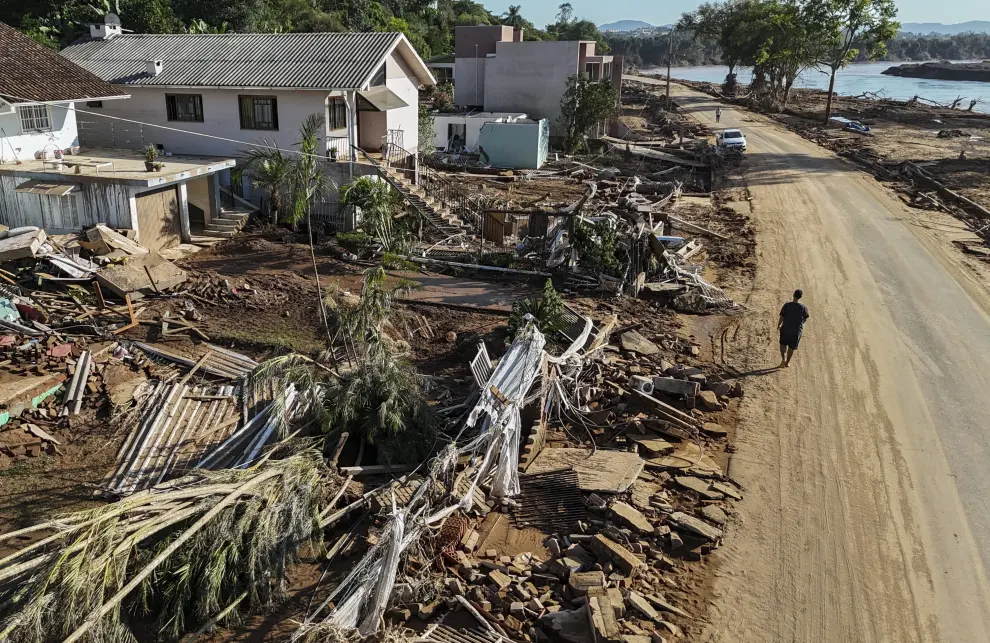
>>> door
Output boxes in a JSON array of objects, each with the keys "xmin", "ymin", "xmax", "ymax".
[
  {"xmin": 447, "ymin": 124, "xmax": 466, "ymax": 150},
  {"xmin": 135, "ymin": 186, "xmax": 180, "ymax": 253}
]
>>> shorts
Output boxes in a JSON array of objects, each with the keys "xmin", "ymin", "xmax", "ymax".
[{"xmin": 779, "ymin": 330, "xmax": 802, "ymax": 351}]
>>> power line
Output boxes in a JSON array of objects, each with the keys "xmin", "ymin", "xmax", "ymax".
[{"xmin": 1, "ymin": 91, "xmax": 333, "ymax": 160}]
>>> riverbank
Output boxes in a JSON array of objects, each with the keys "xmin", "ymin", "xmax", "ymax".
[
  {"xmin": 637, "ymin": 61, "xmax": 990, "ymax": 115},
  {"xmin": 883, "ymin": 61, "xmax": 990, "ymax": 82}
]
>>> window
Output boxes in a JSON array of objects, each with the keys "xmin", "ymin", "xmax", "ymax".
[
  {"xmin": 86, "ymin": 100, "xmax": 103, "ymax": 108},
  {"xmin": 328, "ymin": 97, "xmax": 347, "ymax": 130},
  {"xmin": 584, "ymin": 63, "xmax": 600, "ymax": 80},
  {"xmin": 18, "ymin": 105, "xmax": 51, "ymax": 132},
  {"xmin": 433, "ymin": 67, "xmax": 453, "ymax": 83},
  {"xmin": 165, "ymin": 94, "xmax": 204, "ymax": 122},
  {"xmin": 238, "ymin": 95, "xmax": 278, "ymax": 130},
  {"xmin": 369, "ymin": 65, "xmax": 386, "ymax": 87}
]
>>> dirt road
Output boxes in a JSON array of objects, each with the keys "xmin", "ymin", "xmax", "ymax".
[{"xmin": 631, "ymin": 77, "xmax": 990, "ymax": 642}]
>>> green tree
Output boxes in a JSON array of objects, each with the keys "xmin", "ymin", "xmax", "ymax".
[
  {"xmin": 243, "ymin": 113, "xmax": 330, "ymax": 227},
  {"xmin": 555, "ymin": 19, "xmax": 608, "ymax": 52},
  {"xmin": 502, "ymin": 5, "xmax": 523, "ymax": 28},
  {"xmin": 557, "ymin": 73, "xmax": 619, "ymax": 154},
  {"xmin": 340, "ymin": 176, "xmax": 402, "ymax": 249},
  {"xmin": 810, "ymin": 0, "xmax": 899, "ymax": 122},
  {"xmin": 555, "ymin": 2, "xmax": 573, "ymax": 24}
]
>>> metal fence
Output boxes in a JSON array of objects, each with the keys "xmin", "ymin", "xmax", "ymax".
[{"xmin": 78, "ymin": 118, "xmax": 147, "ymax": 150}]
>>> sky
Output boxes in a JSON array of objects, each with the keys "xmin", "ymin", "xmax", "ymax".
[{"xmin": 480, "ymin": 0, "xmax": 987, "ymax": 30}]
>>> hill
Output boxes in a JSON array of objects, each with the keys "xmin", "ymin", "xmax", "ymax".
[
  {"xmin": 600, "ymin": 20, "xmax": 653, "ymax": 32},
  {"xmin": 900, "ymin": 21, "xmax": 990, "ymax": 35}
]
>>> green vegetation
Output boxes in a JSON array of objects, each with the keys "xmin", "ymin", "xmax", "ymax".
[
  {"xmin": 0, "ymin": 452, "xmax": 329, "ymax": 642},
  {"xmin": 5, "ymin": 0, "xmax": 612, "ymax": 62},
  {"xmin": 558, "ymin": 74, "xmax": 619, "ymax": 154},
  {"xmin": 339, "ymin": 176, "xmax": 402, "ymax": 250},
  {"xmin": 661, "ymin": 0, "xmax": 899, "ymax": 111},
  {"xmin": 572, "ymin": 219, "xmax": 624, "ymax": 277},
  {"xmin": 255, "ymin": 267, "xmax": 435, "ymax": 465},
  {"xmin": 508, "ymin": 279, "xmax": 566, "ymax": 337},
  {"xmin": 381, "ymin": 252, "xmax": 419, "ymax": 270},
  {"xmin": 243, "ymin": 113, "xmax": 332, "ymax": 226},
  {"xmin": 336, "ymin": 230, "xmax": 374, "ymax": 253}
]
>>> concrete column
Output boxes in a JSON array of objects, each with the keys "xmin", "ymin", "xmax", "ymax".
[
  {"xmin": 206, "ymin": 173, "xmax": 221, "ymax": 225},
  {"xmin": 346, "ymin": 90, "xmax": 357, "ymax": 180},
  {"xmin": 177, "ymin": 182, "xmax": 191, "ymax": 242},
  {"xmin": 127, "ymin": 193, "xmax": 139, "ymax": 239}
]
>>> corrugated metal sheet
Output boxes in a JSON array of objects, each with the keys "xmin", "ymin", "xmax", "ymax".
[{"xmin": 61, "ymin": 32, "xmax": 401, "ymax": 89}]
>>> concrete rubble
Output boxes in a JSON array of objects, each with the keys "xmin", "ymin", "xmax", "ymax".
[{"xmin": 287, "ymin": 305, "xmax": 747, "ymax": 643}]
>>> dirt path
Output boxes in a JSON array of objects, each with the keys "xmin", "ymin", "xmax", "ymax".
[{"xmin": 630, "ymin": 77, "xmax": 990, "ymax": 642}]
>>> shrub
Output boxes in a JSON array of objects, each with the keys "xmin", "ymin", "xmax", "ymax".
[
  {"xmin": 508, "ymin": 279, "xmax": 567, "ymax": 337},
  {"xmin": 336, "ymin": 231, "xmax": 374, "ymax": 254}
]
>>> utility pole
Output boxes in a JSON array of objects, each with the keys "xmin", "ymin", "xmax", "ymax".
[{"xmin": 665, "ymin": 27, "xmax": 674, "ymax": 109}]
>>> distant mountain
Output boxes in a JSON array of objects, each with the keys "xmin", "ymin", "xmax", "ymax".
[
  {"xmin": 600, "ymin": 20, "xmax": 654, "ymax": 32},
  {"xmin": 899, "ymin": 21, "xmax": 990, "ymax": 35}
]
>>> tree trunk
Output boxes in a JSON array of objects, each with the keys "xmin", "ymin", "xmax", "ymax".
[{"xmin": 824, "ymin": 67, "xmax": 837, "ymax": 124}]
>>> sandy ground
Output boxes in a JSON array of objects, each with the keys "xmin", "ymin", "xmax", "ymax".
[{"xmin": 629, "ymin": 75, "xmax": 990, "ymax": 642}]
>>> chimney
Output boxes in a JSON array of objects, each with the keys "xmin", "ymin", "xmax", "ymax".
[
  {"xmin": 89, "ymin": 13, "xmax": 122, "ymax": 40},
  {"xmin": 146, "ymin": 60, "xmax": 163, "ymax": 76}
]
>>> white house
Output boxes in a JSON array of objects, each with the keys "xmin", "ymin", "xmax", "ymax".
[
  {"xmin": 0, "ymin": 20, "xmax": 238, "ymax": 251},
  {"xmin": 61, "ymin": 25, "xmax": 436, "ymax": 203}
]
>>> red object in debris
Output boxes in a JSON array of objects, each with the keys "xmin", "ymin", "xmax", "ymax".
[
  {"xmin": 0, "ymin": 335, "xmax": 16, "ymax": 346},
  {"xmin": 15, "ymin": 303, "xmax": 39, "ymax": 321},
  {"xmin": 47, "ymin": 343, "xmax": 75, "ymax": 358}
]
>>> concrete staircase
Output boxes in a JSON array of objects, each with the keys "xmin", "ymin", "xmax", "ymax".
[
  {"xmin": 204, "ymin": 209, "xmax": 253, "ymax": 238},
  {"xmin": 204, "ymin": 188, "xmax": 258, "ymax": 238},
  {"xmin": 378, "ymin": 165, "xmax": 476, "ymax": 241}
]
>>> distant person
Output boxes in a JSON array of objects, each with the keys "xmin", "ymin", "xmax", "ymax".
[
  {"xmin": 777, "ymin": 289, "xmax": 809, "ymax": 368},
  {"xmin": 715, "ymin": 107, "xmax": 722, "ymax": 123}
]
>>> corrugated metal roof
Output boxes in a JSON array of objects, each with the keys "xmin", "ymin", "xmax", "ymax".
[{"xmin": 61, "ymin": 32, "xmax": 402, "ymax": 90}]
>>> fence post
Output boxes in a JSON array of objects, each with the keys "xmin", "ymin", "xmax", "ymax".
[{"xmin": 414, "ymin": 152, "xmax": 420, "ymax": 186}]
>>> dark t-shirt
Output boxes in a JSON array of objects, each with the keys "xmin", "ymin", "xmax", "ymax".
[{"xmin": 779, "ymin": 301, "xmax": 809, "ymax": 335}]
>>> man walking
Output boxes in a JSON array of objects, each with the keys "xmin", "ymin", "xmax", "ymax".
[
  {"xmin": 715, "ymin": 107, "xmax": 722, "ymax": 123},
  {"xmin": 778, "ymin": 289, "xmax": 809, "ymax": 368}
]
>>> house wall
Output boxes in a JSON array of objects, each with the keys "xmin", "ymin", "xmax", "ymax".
[
  {"xmin": 454, "ymin": 26, "xmax": 519, "ymax": 107},
  {"xmin": 432, "ymin": 113, "xmax": 528, "ymax": 150},
  {"xmin": 0, "ymin": 174, "xmax": 134, "ymax": 233},
  {"xmin": 78, "ymin": 87, "xmax": 333, "ymax": 157},
  {"xmin": 477, "ymin": 118, "xmax": 549, "ymax": 169},
  {"xmin": 0, "ymin": 103, "xmax": 79, "ymax": 164},
  {"xmin": 483, "ymin": 41, "xmax": 582, "ymax": 136},
  {"xmin": 385, "ymin": 52, "xmax": 420, "ymax": 152}
]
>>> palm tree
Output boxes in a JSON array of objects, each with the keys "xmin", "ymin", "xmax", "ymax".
[
  {"xmin": 243, "ymin": 144, "xmax": 294, "ymax": 226},
  {"xmin": 243, "ymin": 114, "xmax": 332, "ymax": 228},
  {"xmin": 502, "ymin": 5, "xmax": 524, "ymax": 28},
  {"xmin": 339, "ymin": 176, "xmax": 401, "ymax": 250}
]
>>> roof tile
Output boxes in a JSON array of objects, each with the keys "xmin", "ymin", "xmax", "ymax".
[{"xmin": 0, "ymin": 22, "xmax": 128, "ymax": 103}]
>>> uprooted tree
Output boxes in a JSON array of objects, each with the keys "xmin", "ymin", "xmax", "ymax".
[
  {"xmin": 0, "ymin": 452, "xmax": 332, "ymax": 643},
  {"xmin": 254, "ymin": 266, "xmax": 435, "ymax": 465},
  {"xmin": 557, "ymin": 74, "xmax": 619, "ymax": 154}
]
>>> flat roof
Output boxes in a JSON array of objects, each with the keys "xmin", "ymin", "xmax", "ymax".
[{"xmin": 0, "ymin": 148, "xmax": 236, "ymax": 187}]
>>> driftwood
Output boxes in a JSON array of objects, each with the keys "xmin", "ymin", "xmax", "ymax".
[{"xmin": 902, "ymin": 162, "xmax": 990, "ymax": 222}]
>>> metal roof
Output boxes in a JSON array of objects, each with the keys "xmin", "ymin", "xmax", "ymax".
[{"xmin": 61, "ymin": 32, "xmax": 405, "ymax": 90}]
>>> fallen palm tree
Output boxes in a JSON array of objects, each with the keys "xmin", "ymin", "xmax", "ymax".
[{"xmin": 0, "ymin": 450, "xmax": 332, "ymax": 643}]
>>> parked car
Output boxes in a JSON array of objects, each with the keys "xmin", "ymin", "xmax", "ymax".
[{"xmin": 717, "ymin": 128, "xmax": 747, "ymax": 152}]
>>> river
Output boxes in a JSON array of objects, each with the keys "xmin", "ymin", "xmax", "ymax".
[{"xmin": 643, "ymin": 61, "xmax": 990, "ymax": 114}]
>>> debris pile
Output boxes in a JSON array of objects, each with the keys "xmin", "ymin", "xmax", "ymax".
[{"xmin": 289, "ymin": 313, "xmax": 742, "ymax": 643}]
